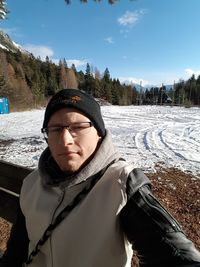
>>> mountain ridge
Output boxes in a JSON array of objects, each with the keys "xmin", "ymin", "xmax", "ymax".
[{"xmin": 0, "ymin": 30, "xmax": 29, "ymax": 54}]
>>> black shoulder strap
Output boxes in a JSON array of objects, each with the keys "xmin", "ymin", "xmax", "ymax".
[{"xmin": 25, "ymin": 158, "xmax": 121, "ymax": 265}]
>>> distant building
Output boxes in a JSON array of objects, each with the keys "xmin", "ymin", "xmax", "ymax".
[{"xmin": 158, "ymin": 91, "xmax": 172, "ymax": 104}]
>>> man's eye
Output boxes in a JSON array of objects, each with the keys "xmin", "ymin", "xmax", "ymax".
[
  {"xmin": 73, "ymin": 123, "xmax": 89, "ymax": 130},
  {"xmin": 71, "ymin": 125, "xmax": 84, "ymax": 131},
  {"xmin": 49, "ymin": 127, "xmax": 63, "ymax": 133}
]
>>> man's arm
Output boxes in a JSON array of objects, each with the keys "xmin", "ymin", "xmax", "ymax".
[
  {"xmin": 0, "ymin": 202, "xmax": 29, "ymax": 267},
  {"xmin": 120, "ymin": 168, "xmax": 200, "ymax": 266}
]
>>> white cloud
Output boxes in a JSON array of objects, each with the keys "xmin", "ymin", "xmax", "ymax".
[
  {"xmin": 65, "ymin": 59, "xmax": 87, "ymax": 68},
  {"xmin": 0, "ymin": 29, "xmax": 87, "ymax": 69},
  {"xmin": 20, "ymin": 44, "xmax": 88, "ymax": 68},
  {"xmin": 22, "ymin": 44, "xmax": 54, "ymax": 60},
  {"xmin": 118, "ymin": 9, "xmax": 146, "ymax": 28},
  {"xmin": 185, "ymin": 68, "xmax": 200, "ymax": 78},
  {"xmin": 119, "ymin": 76, "xmax": 150, "ymax": 86},
  {"xmin": 105, "ymin": 37, "xmax": 114, "ymax": 44}
]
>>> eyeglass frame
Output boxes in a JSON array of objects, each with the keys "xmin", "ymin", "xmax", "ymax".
[{"xmin": 41, "ymin": 121, "xmax": 93, "ymax": 139}]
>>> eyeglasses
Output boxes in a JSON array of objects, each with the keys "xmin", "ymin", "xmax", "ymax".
[{"xmin": 41, "ymin": 122, "xmax": 93, "ymax": 139}]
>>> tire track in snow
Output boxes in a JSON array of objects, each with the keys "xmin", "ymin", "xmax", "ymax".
[
  {"xmin": 0, "ymin": 105, "xmax": 199, "ymax": 175},
  {"xmin": 134, "ymin": 127, "xmax": 180, "ymax": 164},
  {"xmin": 103, "ymin": 106, "xmax": 200, "ymax": 174}
]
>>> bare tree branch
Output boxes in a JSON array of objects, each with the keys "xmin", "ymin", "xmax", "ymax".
[{"xmin": 0, "ymin": 0, "xmax": 9, "ymax": 20}]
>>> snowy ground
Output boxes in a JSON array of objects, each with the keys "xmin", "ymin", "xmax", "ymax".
[{"xmin": 0, "ymin": 105, "xmax": 199, "ymax": 177}]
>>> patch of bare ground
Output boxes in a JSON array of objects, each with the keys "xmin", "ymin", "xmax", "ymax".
[
  {"xmin": 149, "ymin": 166, "xmax": 200, "ymax": 250},
  {"xmin": 0, "ymin": 167, "xmax": 199, "ymax": 265},
  {"xmin": 0, "ymin": 218, "xmax": 11, "ymax": 253},
  {"xmin": 132, "ymin": 166, "xmax": 200, "ymax": 266}
]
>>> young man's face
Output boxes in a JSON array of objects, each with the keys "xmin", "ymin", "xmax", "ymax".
[{"xmin": 47, "ymin": 108, "xmax": 101, "ymax": 173}]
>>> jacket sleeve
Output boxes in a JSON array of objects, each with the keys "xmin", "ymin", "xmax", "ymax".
[
  {"xmin": 119, "ymin": 168, "xmax": 200, "ymax": 267},
  {"xmin": 0, "ymin": 201, "xmax": 29, "ymax": 267}
]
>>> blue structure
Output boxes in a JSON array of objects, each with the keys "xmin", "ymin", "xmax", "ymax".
[{"xmin": 0, "ymin": 97, "xmax": 9, "ymax": 114}]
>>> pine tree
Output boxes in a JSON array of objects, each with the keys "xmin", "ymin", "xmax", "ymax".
[
  {"xmin": 196, "ymin": 75, "xmax": 200, "ymax": 105},
  {"xmin": 103, "ymin": 67, "xmax": 110, "ymax": 83},
  {"xmin": 85, "ymin": 63, "xmax": 91, "ymax": 77},
  {"xmin": 111, "ymin": 79, "xmax": 120, "ymax": 105},
  {"xmin": 77, "ymin": 70, "xmax": 85, "ymax": 90},
  {"xmin": 71, "ymin": 63, "xmax": 77, "ymax": 74},
  {"xmin": 84, "ymin": 63, "xmax": 95, "ymax": 94},
  {"xmin": 63, "ymin": 58, "xmax": 68, "ymax": 68},
  {"xmin": 44, "ymin": 59, "xmax": 59, "ymax": 96}
]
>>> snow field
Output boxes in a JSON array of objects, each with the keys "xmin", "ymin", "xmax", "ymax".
[{"xmin": 0, "ymin": 105, "xmax": 199, "ymax": 176}]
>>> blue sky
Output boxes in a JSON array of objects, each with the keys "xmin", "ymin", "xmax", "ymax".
[{"xmin": 1, "ymin": 0, "xmax": 200, "ymax": 86}]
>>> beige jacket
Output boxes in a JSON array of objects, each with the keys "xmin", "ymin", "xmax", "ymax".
[{"xmin": 20, "ymin": 131, "xmax": 133, "ymax": 267}]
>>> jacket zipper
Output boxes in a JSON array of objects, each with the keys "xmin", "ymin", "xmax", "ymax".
[{"xmin": 139, "ymin": 188, "xmax": 182, "ymax": 232}]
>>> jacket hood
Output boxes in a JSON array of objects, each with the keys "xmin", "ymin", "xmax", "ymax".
[{"xmin": 38, "ymin": 130, "xmax": 121, "ymax": 188}]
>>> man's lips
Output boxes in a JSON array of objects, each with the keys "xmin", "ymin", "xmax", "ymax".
[{"xmin": 58, "ymin": 151, "xmax": 79, "ymax": 156}]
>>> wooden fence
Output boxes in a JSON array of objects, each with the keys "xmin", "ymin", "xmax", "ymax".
[{"xmin": 0, "ymin": 160, "xmax": 32, "ymax": 223}]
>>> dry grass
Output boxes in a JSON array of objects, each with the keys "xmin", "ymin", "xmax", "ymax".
[
  {"xmin": 149, "ymin": 167, "xmax": 200, "ymax": 250},
  {"xmin": 0, "ymin": 218, "xmax": 11, "ymax": 252}
]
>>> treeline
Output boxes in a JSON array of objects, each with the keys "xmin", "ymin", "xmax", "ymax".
[
  {"xmin": 172, "ymin": 75, "xmax": 200, "ymax": 106},
  {"xmin": 0, "ymin": 48, "xmax": 200, "ymax": 110},
  {"xmin": 142, "ymin": 75, "xmax": 200, "ymax": 106},
  {"xmin": 0, "ymin": 49, "xmax": 137, "ymax": 110}
]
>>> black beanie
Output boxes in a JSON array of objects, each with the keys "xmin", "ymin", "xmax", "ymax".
[{"xmin": 43, "ymin": 89, "xmax": 106, "ymax": 137}]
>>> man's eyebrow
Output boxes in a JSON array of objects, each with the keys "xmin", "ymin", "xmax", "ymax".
[
  {"xmin": 47, "ymin": 122, "xmax": 89, "ymax": 127},
  {"xmin": 47, "ymin": 124, "xmax": 64, "ymax": 127}
]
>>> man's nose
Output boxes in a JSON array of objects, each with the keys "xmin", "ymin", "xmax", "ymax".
[{"xmin": 59, "ymin": 128, "xmax": 74, "ymax": 145}]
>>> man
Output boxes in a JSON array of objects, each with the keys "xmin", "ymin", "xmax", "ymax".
[{"xmin": 1, "ymin": 88, "xmax": 200, "ymax": 267}]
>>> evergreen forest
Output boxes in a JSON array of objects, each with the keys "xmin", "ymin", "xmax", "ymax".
[{"xmin": 0, "ymin": 48, "xmax": 200, "ymax": 111}]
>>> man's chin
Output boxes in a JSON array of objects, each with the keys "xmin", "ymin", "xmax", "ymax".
[{"xmin": 59, "ymin": 162, "xmax": 80, "ymax": 174}]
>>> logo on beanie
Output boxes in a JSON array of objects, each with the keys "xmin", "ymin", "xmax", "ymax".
[
  {"xmin": 50, "ymin": 95, "xmax": 82, "ymax": 108},
  {"xmin": 71, "ymin": 95, "xmax": 81, "ymax": 103}
]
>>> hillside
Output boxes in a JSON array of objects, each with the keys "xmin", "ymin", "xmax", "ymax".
[
  {"xmin": 0, "ymin": 31, "xmax": 25, "ymax": 53},
  {"xmin": 0, "ymin": 30, "xmax": 79, "ymax": 110},
  {"xmin": 0, "ymin": 30, "xmax": 139, "ymax": 111}
]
